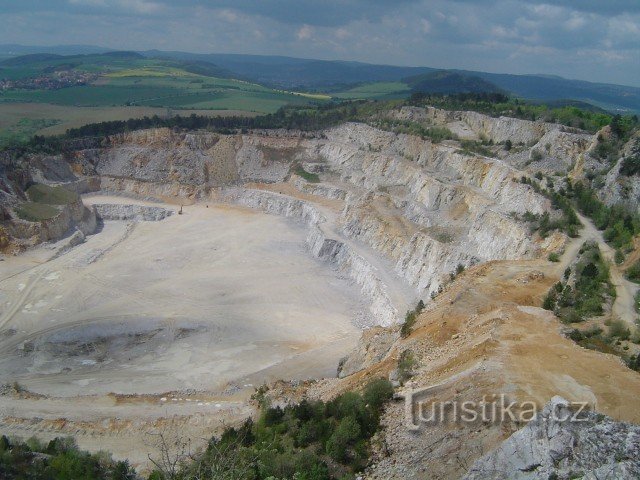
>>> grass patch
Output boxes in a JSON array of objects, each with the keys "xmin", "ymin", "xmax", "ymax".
[
  {"xmin": 294, "ymin": 165, "xmax": 320, "ymax": 183},
  {"xmin": 15, "ymin": 202, "xmax": 59, "ymax": 222},
  {"xmin": 0, "ymin": 118, "xmax": 61, "ymax": 148},
  {"xmin": 26, "ymin": 183, "xmax": 78, "ymax": 205},
  {"xmin": 332, "ymin": 82, "xmax": 411, "ymax": 100}
]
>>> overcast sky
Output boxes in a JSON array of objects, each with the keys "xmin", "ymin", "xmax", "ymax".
[{"xmin": 0, "ymin": 0, "xmax": 638, "ymax": 86}]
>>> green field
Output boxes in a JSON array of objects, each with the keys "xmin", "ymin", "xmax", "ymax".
[
  {"xmin": 26, "ymin": 184, "xmax": 78, "ymax": 205},
  {"xmin": 0, "ymin": 53, "xmax": 420, "ymax": 139},
  {"xmin": 0, "ymin": 54, "xmax": 326, "ymax": 114},
  {"xmin": 0, "ymin": 53, "xmax": 332, "ymax": 141},
  {"xmin": 331, "ymin": 82, "xmax": 410, "ymax": 100}
]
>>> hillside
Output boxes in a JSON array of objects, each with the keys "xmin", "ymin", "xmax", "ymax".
[
  {"xmin": 403, "ymin": 71, "xmax": 504, "ymax": 95},
  {"xmin": 146, "ymin": 50, "xmax": 640, "ymax": 113},
  {"xmin": 0, "ymin": 52, "xmax": 327, "ymax": 145},
  {"xmin": 0, "ymin": 101, "xmax": 639, "ymax": 477}
]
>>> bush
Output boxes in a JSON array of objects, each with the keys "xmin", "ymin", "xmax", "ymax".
[
  {"xmin": 542, "ymin": 289, "xmax": 557, "ymax": 310},
  {"xmin": 363, "ymin": 379, "xmax": 394, "ymax": 411},
  {"xmin": 548, "ymin": 252, "xmax": 560, "ymax": 262},
  {"xmin": 397, "ymin": 350, "xmax": 417, "ymax": 384},
  {"xmin": 609, "ymin": 320, "xmax": 631, "ymax": 341},
  {"xmin": 626, "ymin": 260, "xmax": 640, "ymax": 283},
  {"xmin": 400, "ymin": 300, "xmax": 425, "ymax": 338},
  {"xmin": 620, "ymin": 155, "xmax": 640, "ymax": 176},
  {"xmin": 0, "ymin": 436, "xmax": 135, "ymax": 480},
  {"xmin": 326, "ymin": 416, "xmax": 361, "ymax": 462}
]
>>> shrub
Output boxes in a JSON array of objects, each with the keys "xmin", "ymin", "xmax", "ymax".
[
  {"xmin": 363, "ymin": 378, "xmax": 394, "ymax": 411},
  {"xmin": 548, "ymin": 252, "xmax": 560, "ymax": 262},
  {"xmin": 400, "ymin": 300, "xmax": 425, "ymax": 337},
  {"xmin": 326, "ymin": 416, "xmax": 361, "ymax": 462},
  {"xmin": 531, "ymin": 150, "xmax": 543, "ymax": 162},
  {"xmin": 626, "ymin": 260, "xmax": 640, "ymax": 283},
  {"xmin": 398, "ymin": 350, "xmax": 417, "ymax": 384},
  {"xmin": 620, "ymin": 155, "xmax": 640, "ymax": 176},
  {"xmin": 542, "ymin": 289, "xmax": 557, "ymax": 310},
  {"xmin": 609, "ymin": 320, "xmax": 631, "ymax": 341}
]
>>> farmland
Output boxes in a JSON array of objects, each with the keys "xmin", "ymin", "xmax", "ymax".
[{"xmin": 0, "ymin": 52, "xmax": 326, "ymax": 141}]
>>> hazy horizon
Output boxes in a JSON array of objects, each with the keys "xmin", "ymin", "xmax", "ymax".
[{"xmin": 0, "ymin": 0, "xmax": 638, "ymax": 88}]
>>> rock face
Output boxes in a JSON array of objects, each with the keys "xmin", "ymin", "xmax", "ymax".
[
  {"xmin": 93, "ymin": 203, "xmax": 173, "ymax": 222},
  {"xmin": 1, "ymin": 117, "xmax": 556, "ymax": 323},
  {"xmin": 464, "ymin": 397, "xmax": 640, "ymax": 480}
]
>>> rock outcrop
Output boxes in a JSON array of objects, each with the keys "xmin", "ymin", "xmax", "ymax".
[{"xmin": 465, "ymin": 396, "xmax": 640, "ymax": 480}]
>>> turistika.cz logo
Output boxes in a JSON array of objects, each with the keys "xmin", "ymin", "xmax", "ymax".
[{"xmin": 400, "ymin": 385, "xmax": 591, "ymax": 430}]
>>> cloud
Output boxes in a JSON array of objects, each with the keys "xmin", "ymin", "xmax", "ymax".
[
  {"xmin": 0, "ymin": 0, "xmax": 637, "ymax": 86},
  {"xmin": 296, "ymin": 25, "xmax": 313, "ymax": 41}
]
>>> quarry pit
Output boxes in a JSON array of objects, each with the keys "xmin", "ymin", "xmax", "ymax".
[{"xmin": 0, "ymin": 195, "xmax": 368, "ymax": 398}]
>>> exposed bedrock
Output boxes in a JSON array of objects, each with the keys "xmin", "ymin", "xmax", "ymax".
[
  {"xmin": 3, "ymin": 120, "xmax": 558, "ymax": 323},
  {"xmin": 220, "ymin": 187, "xmax": 409, "ymax": 326},
  {"xmin": 464, "ymin": 396, "xmax": 640, "ymax": 480},
  {"xmin": 93, "ymin": 203, "xmax": 174, "ymax": 222},
  {"xmin": 3, "ymin": 198, "xmax": 96, "ymax": 248}
]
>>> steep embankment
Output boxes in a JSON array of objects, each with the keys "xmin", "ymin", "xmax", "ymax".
[{"xmin": 1, "ymin": 106, "xmax": 638, "ymax": 478}]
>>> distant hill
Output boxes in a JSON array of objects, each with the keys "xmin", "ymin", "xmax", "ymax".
[
  {"xmin": 0, "ymin": 44, "xmax": 109, "ymax": 57},
  {"xmin": 1, "ymin": 45, "xmax": 639, "ymax": 113},
  {"xmin": 143, "ymin": 50, "xmax": 435, "ymax": 90},
  {"xmin": 404, "ymin": 71, "xmax": 503, "ymax": 95},
  {"xmin": 142, "ymin": 50, "xmax": 640, "ymax": 112},
  {"xmin": 0, "ymin": 51, "xmax": 232, "ymax": 80}
]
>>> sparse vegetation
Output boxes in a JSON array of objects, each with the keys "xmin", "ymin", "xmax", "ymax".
[
  {"xmin": 518, "ymin": 177, "xmax": 582, "ymax": 238},
  {"xmin": 0, "ymin": 435, "xmax": 136, "ymax": 479},
  {"xmin": 571, "ymin": 181, "xmax": 640, "ymax": 252},
  {"xmin": 294, "ymin": 165, "xmax": 320, "ymax": 183},
  {"xmin": 397, "ymin": 350, "xmax": 417, "ymax": 384},
  {"xmin": 400, "ymin": 300, "xmax": 425, "ymax": 338},
  {"xmin": 406, "ymin": 92, "xmax": 618, "ymax": 133},
  {"xmin": 608, "ymin": 319, "xmax": 631, "ymax": 341},
  {"xmin": 626, "ymin": 260, "xmax": 640, "ymax": 283},
  {"xmin": 457, "ymin": 139, "xmax": 493, "ymax": 157},
  {"xmin": 148, "ymin": 379, "xmax": 393, "ymax": 480},
  {"xmin": 373, "ymin": 118, "xmax": 456, "ymax": 143},
  {"xmin": 26, "ymin": 183, "xmax": 79, "ymax": 205},
  {"xmin": 620, "ymin": 139, "xmax": 640, "ymax": 177},
  {"xmin": 543, "ymin": 241, "xmax": 615, "ymax": 323},
  {"xmin": 14, "ymin": 202, "xmax": 59, "ymax": 222}
]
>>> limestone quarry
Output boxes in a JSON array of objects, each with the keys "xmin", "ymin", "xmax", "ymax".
[{"xmin": 1, "ymin": 105, "xmax": 639, "ymax": 477}]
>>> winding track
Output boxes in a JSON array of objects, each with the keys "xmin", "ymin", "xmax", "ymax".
[{"xmin": 559, "ymin": 212, "xmax": 639, "ymax": 327}]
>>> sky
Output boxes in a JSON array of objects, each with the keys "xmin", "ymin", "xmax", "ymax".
[{"xmin": 0, "ymin": 0, "xmax": 638, "ymax": 86}]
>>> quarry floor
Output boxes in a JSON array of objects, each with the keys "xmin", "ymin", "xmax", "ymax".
[{"xmin": 0, "ymin": 195, "xmax": 365, "ymax": 468}]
